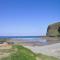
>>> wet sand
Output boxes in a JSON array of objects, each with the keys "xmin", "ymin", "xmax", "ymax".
[{"xmin": 10, "ymin": 37, "xmax": 60, "ymax": 46}]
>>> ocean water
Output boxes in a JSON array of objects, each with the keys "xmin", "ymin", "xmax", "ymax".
[
  {"xmin": 0, "ymin": 36, "xmax": 48, "ymax": 45},
  {"xmin": 0, "ymin": 36, "xmax": 40, "ymax": 38}
]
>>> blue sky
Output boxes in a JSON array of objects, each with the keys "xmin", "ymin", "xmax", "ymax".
[{"xmin": 0, "ymin": 0, "xmax": 60, "ymax": 36}]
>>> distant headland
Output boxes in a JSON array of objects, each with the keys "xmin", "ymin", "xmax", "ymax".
[{"xmin": 46, "ymin": 22, "xmax": 60, "ymax": 37}]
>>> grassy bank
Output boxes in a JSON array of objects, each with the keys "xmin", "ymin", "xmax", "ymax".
[
  {"xmin": 1, "ymin": 45, "xmax": 60, "ymax": 60},
  {"xmin": 1, "ymin": 45, "xmax": 36, "ymax": 60}
]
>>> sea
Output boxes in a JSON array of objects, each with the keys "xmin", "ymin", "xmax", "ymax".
[
  {"xmin": 0, "ymin": 36, "xmax": 40, "ymax": 38},
  {"xmin": 0, "ymin": 36, "xmax": 48, "ymax": 45}
]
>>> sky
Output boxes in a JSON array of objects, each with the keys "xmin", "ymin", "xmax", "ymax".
[{"xmin": 0, "ymin": 0, "xmax": 60, "ymax": 36}]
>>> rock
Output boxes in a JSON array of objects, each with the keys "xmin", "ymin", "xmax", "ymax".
[
  {"xmin": 46, "ymin": 22, "xmax": 60, "ymax": 37},
  {"xmin": 24, "ymin": 43, "xmax": 60, "ymax": 59}
]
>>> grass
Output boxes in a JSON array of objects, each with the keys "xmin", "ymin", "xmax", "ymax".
[
  {"xmin": 1, "ymin": 45, "xmax": 60, "ymax": 60},
  {"xmin": 1, "ymin": 45, "xmax": 36, "ymax": 60},
  {"xmin": 36, "ymin": 54, "xmax": 60, "ymax": 60}
]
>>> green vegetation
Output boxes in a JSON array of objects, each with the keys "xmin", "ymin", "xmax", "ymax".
[
  {"xmin": 1, "ymin": 45, "xmax": 60, "ymax": 60},
  {"xmin": 1, "ymin": 45, "xmax": 36, "ymax": 60},
  {"xmin": 36, "ymin": 54, "xmax": 60, "ymax": 60}
]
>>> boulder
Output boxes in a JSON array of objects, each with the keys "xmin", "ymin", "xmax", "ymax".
[{"xmin": 46, "ymin": 22, "xmax": 60, "ymax": 37}]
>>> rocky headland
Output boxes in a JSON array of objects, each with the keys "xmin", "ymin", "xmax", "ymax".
[{"xmin": 46, "ymin": 22, "xmax": 60, "ymax": 37}]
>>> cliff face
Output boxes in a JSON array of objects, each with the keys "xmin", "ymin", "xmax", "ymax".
[{"xmin": 46, "ymin": 22, "xmax": 60, "ymax": 37}]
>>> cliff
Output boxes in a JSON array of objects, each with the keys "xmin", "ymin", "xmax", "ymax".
[{"xmin": 46, "ymin": 22, "xmax": 60, "ymax": 37}]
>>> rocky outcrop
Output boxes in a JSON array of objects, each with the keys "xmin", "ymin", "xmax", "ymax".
[{"xmin": 46, "ymin": 22, "xmax": 60, "ymax": 37}]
